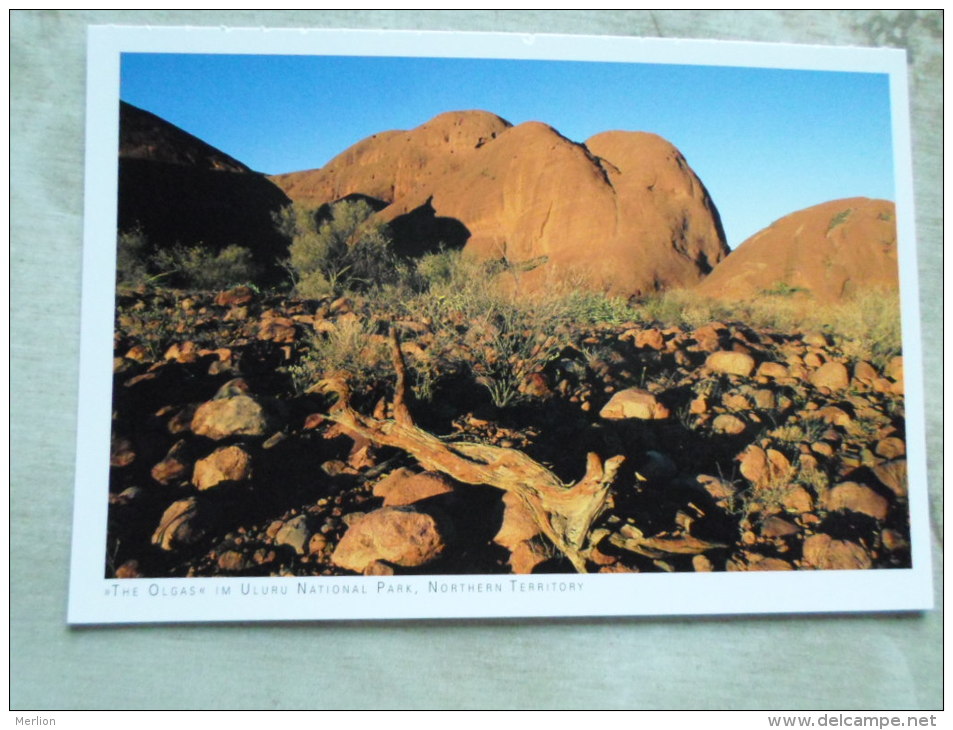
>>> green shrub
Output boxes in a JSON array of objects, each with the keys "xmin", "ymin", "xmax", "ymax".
[
  {"xmin": 414, "ymin": 248, "xmax": 461, "ymax": 289},
  {"xmin": 823, "ymin": 287, "xmax": 902, "ymax": 368},
  {"xmin": 827, "ymin": 208, "xmax": 852, "ymax": 232},
  {"xmin": 151, "ymin": 244, "xmax": 260, "ymax": 291},
  {"xmin": 761, "ymin": 281, "xmax": 806, "ymax": 297},
  {"xmin": 116, "ymin": 227, "xmax": 151, "ymax": 287},
  {"xmin": 288, "ymin": 316, "xmax": 392, "ymax": 395},
  {"xmin": 461, "ymin": 297, "xmax": 567, "ymax": 409},
  {"xmin": 277, "ymin": 199, "xmax": 402, "ymax": 297}
]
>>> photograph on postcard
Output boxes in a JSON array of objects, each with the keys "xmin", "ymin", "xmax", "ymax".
[{"xmin": 70, "ymin": 27, "xmax": 931, "ymax": 622}]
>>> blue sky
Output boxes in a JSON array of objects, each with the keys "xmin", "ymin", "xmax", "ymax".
[{"xmin": 120, "ymin": 53, "xmax": 895, "ymax": 248}]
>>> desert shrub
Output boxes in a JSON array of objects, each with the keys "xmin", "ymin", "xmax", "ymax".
[
  {"xmin": 634, "ymin": 291, "xmax": 693, "ymax": 327},
  {"xmin": 632, "ymin": 284, "xmax": 901, "ymax": 369},
  {"xmin": 116, "ymin": 227, "xmax": 153, "ymax": 287},
  {"xmin": 822, "ymin": 287, "xmax": 902, "ymax": 368},
  {"xmin": 414, "ymin": 248, "xmax": 460, "ymax": 288},
  {"xmin": 277, "ymin": 199, "xmax": 402, "ymax": 298},
  {"xmin": 533, "ymin": 276, "xmax": 634, "ymax": 327},
  {"xmin": 464, "ymin": 298, "xmax": 567, "ymax": 409},
  {"xmin": 827, "ymin": 208, "xmax": 852, "ymax": 232},
  {"xmin": 761, "ymin": 281, "xmax": 806, "ymax": 297},
  {"xmin": 151, "ymin": 244, "xmax": 260, "ymax": 291},
  {"xmin": 115, "ymin": 290, "xmax": 205, "ymax": 361},
  {"xmin": 288, "ymin": 316, "xmax": 392, "ymax": 395},
  {"xmin": 393, "ymin": 250, "xmax": 578, "ymax": 408}
]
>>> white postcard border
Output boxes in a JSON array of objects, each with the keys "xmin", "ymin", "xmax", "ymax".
[{"xmin": 69, "ymin": 25, "xmax": 932, "ymax": 624}]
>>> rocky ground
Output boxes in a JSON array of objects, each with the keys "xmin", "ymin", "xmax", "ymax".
[{"xmin": 107, "ymin": 285, "xmax": 911, "ymax": 578}]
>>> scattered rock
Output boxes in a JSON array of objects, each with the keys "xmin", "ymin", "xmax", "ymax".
[
  {"xmin": 124, "ymin": 345, "xmax": 150, "ymax": 363},
  {"xmin": 690, "ymin": 396, "xmax": 708, "ymax": 414},
  {"xmin": 110, "ymin": 436, "xmax": 136, "ymax": 468},
  {"xmin": 886, "ymin": 356, "xmax": 904, "ymax": 383},
  {"xmin": 759, "ymin": 515, "xmax": 800, "ymax": 538},
  {"xmin": 803, "ymin": 332, "xmax": 829, "ymax": 348},
  {"xmin": 192, "ymin": 445, "xmax": 252, "ymax": 490},
  {"xmin": 802, "ymin": 534, "xmax": 872, "ymax": 570},
  {"xmin": 723, "ymin": 393, "xmax": 751, "ymax": 411},
  {"xmin": 214, "ymin": 378, "xmax": 251, "ymax": 399},
  {"xmin": 215, "ymin": 286, "xmax": 255, "ymax": 307},
  {"xmin": 705, "ymin": 350, "xmax": 756, "ymax": 377},
  {"xmin": 114, "ymin": 560, "xmax": 142, "ymax": 579},
  {"xmin": 811, "ymin": 442, "xmax": 835, "ymax": 458},
  {"xmin": 780, "ymin": 485, "xmax": 814, "ymax": 513},
  {"xmin": 308, "ymin": 533, "xmax": 328, "ymax": 554},
  {"xmin": 823, "ymin": 482, "xmax": 889, "ymax": 520},
  {"xmin": 164, "ymin": 341, "xmax": 199, "ymax": 364},
  {"xmin": 756, "ymin": 362, "xmax": 788, "ymax": 379},
  {"xmin": 881, "ymin": 529, "xmax": 907, "ymax": 552},
  {"xmin": 713, "ymin": 413, "xmax": 746, "ymax": 435},
  {"xmin": 727, "ymin": 553, "xmax": 794, "ymax": 571},
  {"xmin": 109, "ymin": 486, "xmax": 143, "ymax": 505},
  {"xmin": 494, "ymin": 491, "xmax": 542, "ymax": 550},
  {"xmin": 752, "ymin": 389, "xmax": 777, "ymax": 410},
  {"xmin": 373, "ymin": 468, "xmax": 456, "ymax": 507},
  {"xmin": 331, "ymin": 507, "xmax": 446, "ymax": 573},
  {"xmin": 692, "ymin": 555, "xmax": 714, "ymax": 572},
  {"xmin": 152, "ymin": 498, "xmax": 203, "ymax": 551},
  {"xmin": 812, "ymin": 405, "xmax": 852, "ymax": 427},
  {"xmin": 871, "ymin": 459, "xmax": 908, "ymax": 498},
  {"xmin": 635, "ymin": 329, "xmax": 665, "ymax": 350},
  {"xmin": 874, "ymin": 437, "xmax": 905, "ymax": 460},
  {"xmin": 810, "ymin": 362, "xmax": 850, "ymax": 391},
  {"xmin": 151, "ymin": 440, "xmax": 192, "ymax": 485},
  {"xmin": 275, "ymin": 515, "xmax": 312, "ymax": 555},
  {"xmin": 191, "ymin": 395, "xmax": 275, "ymax": 440},
  {"xmin": 520, "ymin": 372, "xmax": 552, "ymax": 399},
  {"xmin": 363, "ymin": 560, "xmax": 396, "ymax": 576},
  {"xmin": 764, "ymin": 449, "xmax": 794, "ymax": 483},
  {"xmin": 258, "ymin": 316, "xmax": 296, "ymax": 343},
  {"xmin": 253, "ymin": 548, "xmax": 277, "ymax": 566},
  {"xmin": 217, "ymin": 550, "xmax": 247, "ymax": 572},
  {"xmin": 166, "ymin": 404, "xmax": 199, "ymax": 434},
  {"xmin": 696, "ymin": 474, "xmax": 738, "ymax": 501},
  {"xmin": 738, "ymin": 445, "xmax": 768, "ymax": 484},
  {"xmin": 853, "ymin": 360, "xmax": 879, "ymax": 383},
  {"xmin": 599, "ymin": 387, "xmax": 670, "ymax": 420},
  {"xmin": 691, "ymin": 324, "xmax": 726, "ymax": 352},
  {"xmin": 509, "ymin": 540, "xmax": 550, "ymax": 574}
]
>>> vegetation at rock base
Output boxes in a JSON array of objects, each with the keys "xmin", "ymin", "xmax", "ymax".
[
  {"xmin": 275, "ymin": 199, "xmax": 405, "ymax": 299},
  {"xmin": 117, "ymin": 227, "xmax": 260, "ymax": 291},
  {"xmin": 107, "ymin": 235, "xmax": 911, "ymax": 579}
]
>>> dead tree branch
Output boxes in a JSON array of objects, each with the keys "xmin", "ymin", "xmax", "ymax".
[{"xmin": 312, "ymin": 329, "xmax": 625, "ymax": 572}]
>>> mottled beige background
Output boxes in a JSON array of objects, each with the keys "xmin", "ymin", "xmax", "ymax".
[{"xmin": 10, "ymin": 10, "xmax": 942, "ymax": 709}]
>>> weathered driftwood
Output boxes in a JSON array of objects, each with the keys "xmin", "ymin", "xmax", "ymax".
[{"xmin": 312, "ymin": 329, "xmax": 625, "ymax": 573}]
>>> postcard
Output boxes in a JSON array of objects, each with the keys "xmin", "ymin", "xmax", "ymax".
[{"xmin": 69, "ymin": 25, "xmax": 932, "ymax": 623}]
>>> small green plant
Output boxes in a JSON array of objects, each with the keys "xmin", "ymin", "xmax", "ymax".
[
  {"xmin": 796, "ymin": 460, "xmax": 831, "ymax": 500},
  {"xmin": 547, "ymin": 288, "xmax": 634, "ymax": 327},
  {"xmin": 465, "ymin": 300, "xmax": 566, "ymax": 409},
  {"xmin": 149, "ymin": 243, "xmax": 260, "ymax": 291},
  {"xmin": 827, "ymin": 208, "xmax": 852, "ymax": 232},
  {"xmin": 115, "ymin": 292, "xmax": 194, "ymax": 361},
  {"xmin": 761, "ymin": 281, "xmax": 806, "ymax": 297},
  {"xmin": 116, "ymin": 227, "xmax": 151, "ymax": 286},
  {"xmin": 276, "ymin": 199, "xmax": 402, "ymax": 298},
  {"xmin": 288, "ymin": 316, "xmax": 391, "ymax": 395}
]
